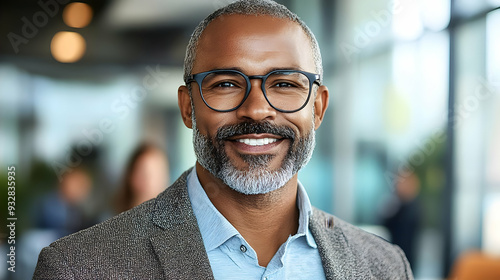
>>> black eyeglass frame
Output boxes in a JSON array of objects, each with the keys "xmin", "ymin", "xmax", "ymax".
[{"xmin": 185, "ymin": 69, "xmax": 321, "ymax": 113}]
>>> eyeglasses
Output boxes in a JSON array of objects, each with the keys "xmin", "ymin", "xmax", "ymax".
[{"xmin": 185, "ymin": 69, "xmax": 321, "ymax": 113}]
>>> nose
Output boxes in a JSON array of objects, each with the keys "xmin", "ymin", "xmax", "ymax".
[{"xmin": 235, "ymin": 79, "xmax": 276, "ymax": 122}]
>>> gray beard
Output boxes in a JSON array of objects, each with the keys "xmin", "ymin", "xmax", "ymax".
[{"xmin": 192, "ymin": 115, "xmax": 315, "ymax": 195}]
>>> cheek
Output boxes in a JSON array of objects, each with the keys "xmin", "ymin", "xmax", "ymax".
[
  {"xmin": 194, "ymin": 107, "xmax": 234, "ymax": 136},
  {"xmin": 286, "ymin": 107, "xmax": 315, "ymax": 136}
]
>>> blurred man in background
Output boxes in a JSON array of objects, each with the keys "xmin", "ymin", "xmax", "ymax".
[
  {"xmin": 381, "ymin": 171, "xmax": 422, "ymax": 268},
  {"xmin": 34, "ymin": 1, "xmax": 413, "ymax": 279},
  {"xmin": 35, "ymin": 167, "xmax": 95, "ymax": 237}
]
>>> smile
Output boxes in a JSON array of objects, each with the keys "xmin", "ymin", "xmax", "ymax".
[{"xmin": 236, "ymin": 138, "xmax": 278, "ymax": 146}]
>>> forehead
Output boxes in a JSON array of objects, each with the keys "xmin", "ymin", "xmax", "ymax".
[{"xmin": 192, "ymin": 14, "xmax": 315, "ymax": 74}]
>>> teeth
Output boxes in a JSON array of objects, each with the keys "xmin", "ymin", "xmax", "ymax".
[{"xmin": 236, "ymin": 138, "xmax": 278, "ymax": 146}]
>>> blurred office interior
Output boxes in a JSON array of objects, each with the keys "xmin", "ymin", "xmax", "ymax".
[{"xmin": 1, "ymin": 0, "xmax": 500, "ymax": 279}]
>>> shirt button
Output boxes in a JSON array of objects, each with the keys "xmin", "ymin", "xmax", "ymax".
[{"xmin": 240, "ymin": 245, "xmax": 247, "ymax": 253}]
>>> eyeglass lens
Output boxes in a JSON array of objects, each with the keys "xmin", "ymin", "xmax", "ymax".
[{"xmin": 200, "ymin": 71, "xmax": 311, "ymax": 112}]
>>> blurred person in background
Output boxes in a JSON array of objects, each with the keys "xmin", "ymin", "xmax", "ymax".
[
  {"xmin": 34, "ymin": 166, "xmax": 96, "ymax": 237},
  {"xmin": 114, "ymin": 142, "xmax": 170, "ymax": 214},
  {"xmin": 33, "ymin": 1, "xmax": 413, "ymax": 279},
  {"xmin": 380, "ymin": 170, "xmax": 422, "ymax": 268}
]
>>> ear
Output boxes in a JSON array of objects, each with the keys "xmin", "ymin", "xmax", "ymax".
[
  {"xmin": 313, "ymin": 85, "xmax": 329, "ymax": 130},
  {"xmin": 178, "ymin": 85, "xmax": 193, "ymax": 129}
]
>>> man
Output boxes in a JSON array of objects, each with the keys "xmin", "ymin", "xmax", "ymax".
[{"xmin": 34, "ymin": 0, "xmax": 413, "ymax": 279}]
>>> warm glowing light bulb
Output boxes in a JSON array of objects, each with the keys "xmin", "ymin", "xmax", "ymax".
[
  {"xmin": 50, "ymin": 31, "xmax": 86, "ymax": 63},
  {"xmin": 63, "ymin": 2, "xmax": 93, "ymax": 28}
]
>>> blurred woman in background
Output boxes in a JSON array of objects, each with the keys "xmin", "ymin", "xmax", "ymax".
[{"xmin": 115, "ymin": 143, "xmax": 169, "ymax": 213}]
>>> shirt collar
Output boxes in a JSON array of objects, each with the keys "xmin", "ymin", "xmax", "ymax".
[
  {"xmin": 187, "ymin": 168, "xmax": 239, "ymax": 252},
  {"xmin": 187, "ymin": 168, "xmax": 317, "ymax": 251},
  {"xmin": 296, "ymin": 180, "xmax": 317, "ymax": 248}
]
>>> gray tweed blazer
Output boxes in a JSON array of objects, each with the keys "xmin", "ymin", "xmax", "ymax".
[{"xmin": 33, "ymin": 169, "xmax": 413, "ymax": 279}]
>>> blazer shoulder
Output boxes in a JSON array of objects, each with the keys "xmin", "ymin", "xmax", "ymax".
[
  {"xmin": 34, "ymin": 169, "xmax": 206, "ymax": 279},
  {"xmin": 56, "ymin": 198, "xmax": 156, "ymax": 247},
  {"xmin": 48, "ymin": 169, "xmax": 192, "ymax": 250},
  {"xmin": 312, "ymin": 207, "xmax": 396, "ymax": 250},
  {"xmin": 311, "ymin": 208, "xmax": 413, "ymax": 280},
  {"xmin": 33, "ymin": 199, "xmax": 161, "ymax": 279}
]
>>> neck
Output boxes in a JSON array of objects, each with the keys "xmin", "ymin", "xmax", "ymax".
[{"xmin": 196, "ymin": 163, "xmax": 300, "ymax": 267}]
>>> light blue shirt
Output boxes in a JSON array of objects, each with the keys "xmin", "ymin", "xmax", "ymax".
[{"xmin": 187, "ymin": 168, "xmax": 326, "ymax": 280}]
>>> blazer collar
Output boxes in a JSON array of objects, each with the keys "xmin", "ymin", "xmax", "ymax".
[
  {"xmin": 310, "ymin": 208, "xmax": 359, "ymax": 280},
  {"xmin": 150, "ymin": 168, "xmax": 215, "ymax": 279}
]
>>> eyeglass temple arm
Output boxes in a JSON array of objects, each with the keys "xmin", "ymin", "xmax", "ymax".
[{"xmin": 184, "ymin": 75, "xmax": 195, "ymax": 84}]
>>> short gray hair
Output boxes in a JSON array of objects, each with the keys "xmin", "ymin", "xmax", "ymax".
[{"xmin": 183, "ymin": 0, "xmax": 323, "ymax": 86}]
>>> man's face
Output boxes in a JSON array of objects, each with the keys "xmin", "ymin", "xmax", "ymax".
[{"xmin": 179, "ymin": 14, "xmax": 328, "ymax": 194}]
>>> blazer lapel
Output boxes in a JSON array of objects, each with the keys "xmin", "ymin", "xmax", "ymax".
[
  {"xmin": 150, "ymin": 170, "xmax": 214, "ymax": 279},
  {"xmin": 310, "ymin": 208, "xmax": 360, "ymax": 280}
]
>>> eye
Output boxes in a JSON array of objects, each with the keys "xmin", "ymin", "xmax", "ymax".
[
  {"xmin": 216, "ymin": 81, "xmax": 236, "ymax": 88},
  {"xmin": 274, "ymin": 81, "xmax": 296, "ymax": 88}
]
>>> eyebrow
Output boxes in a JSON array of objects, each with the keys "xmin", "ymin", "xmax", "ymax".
[{"xmin": 209, "ymin": 66, "xmax": 307, "ymax": 74}]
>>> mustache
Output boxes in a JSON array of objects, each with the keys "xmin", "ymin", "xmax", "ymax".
[{"xmin": 216, "ymin": 121, "xmax": 296, "ymax": 140}]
